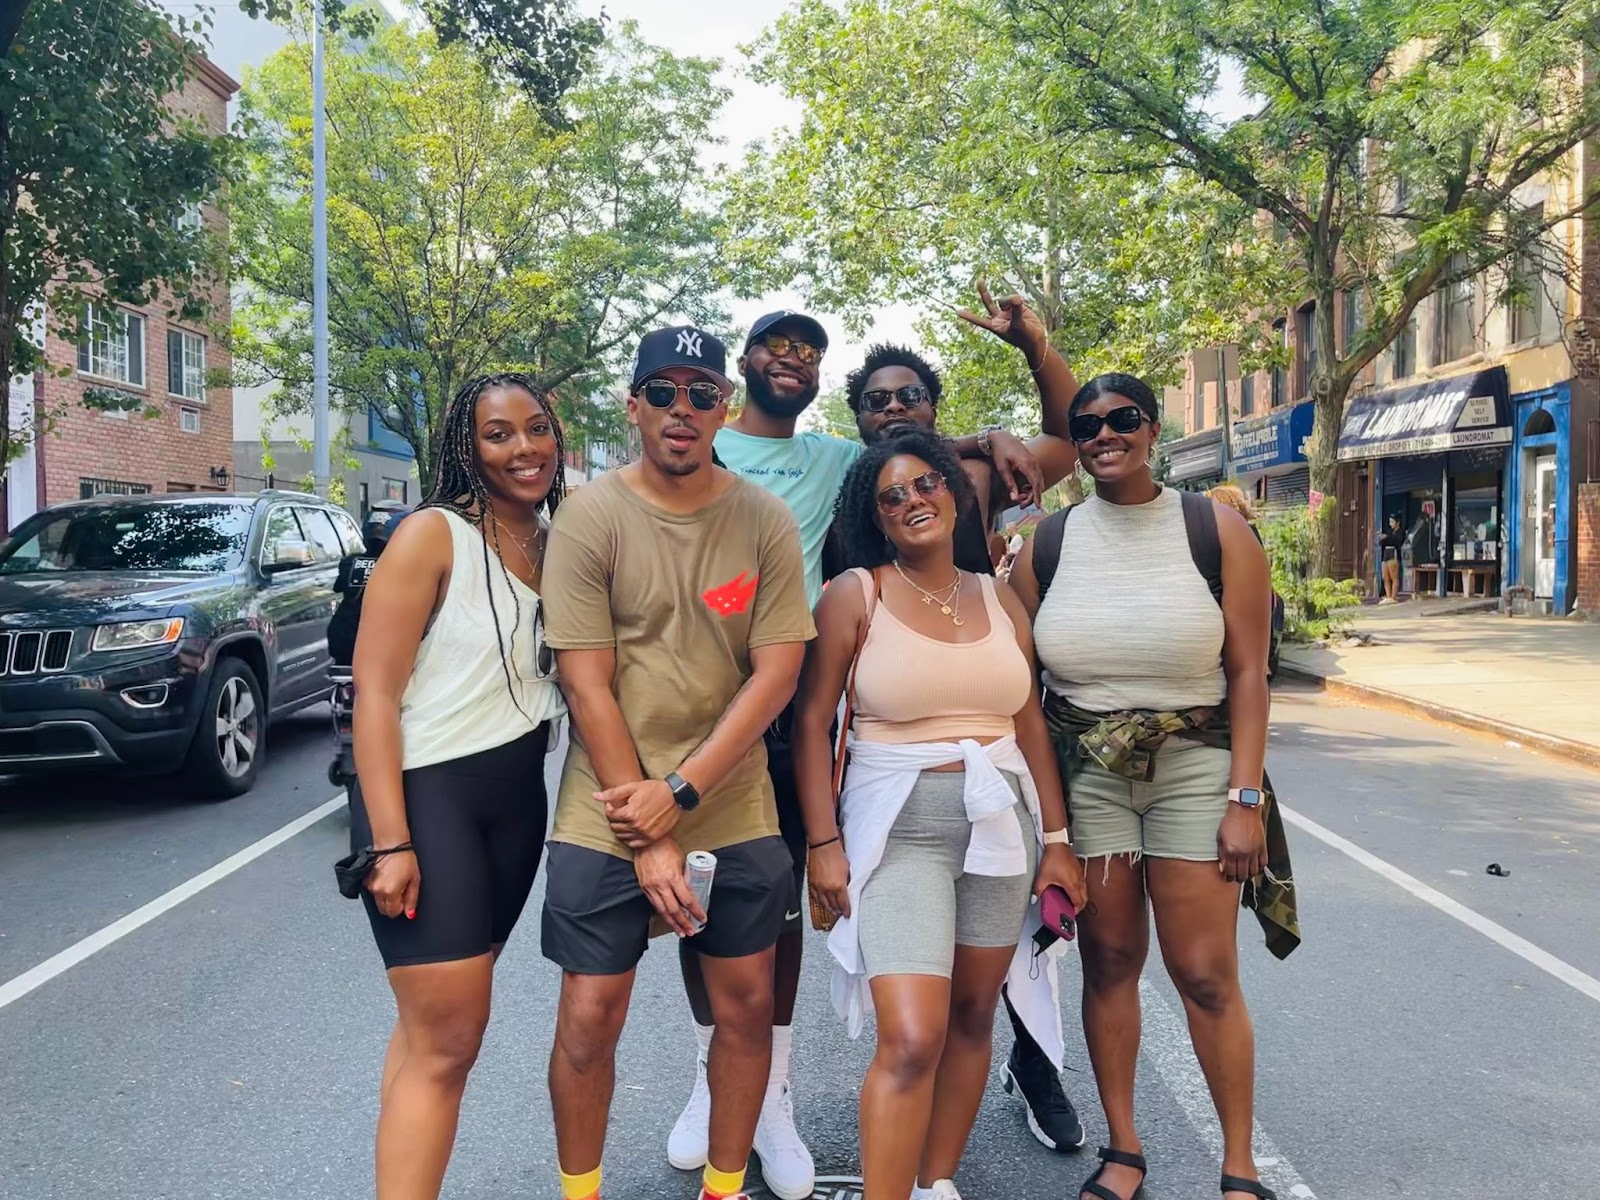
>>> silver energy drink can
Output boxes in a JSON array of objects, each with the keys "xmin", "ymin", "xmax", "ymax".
[{"xmin": 683, "ymin": 850, "xmax": 717, "ymax": 936}]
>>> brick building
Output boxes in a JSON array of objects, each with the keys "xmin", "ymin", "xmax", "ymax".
[{"xmin": 4, "ymin": 54, "xmax": 239, "ymax": 531}]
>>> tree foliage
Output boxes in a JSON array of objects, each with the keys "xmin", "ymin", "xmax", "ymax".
[
  {"xmin": 999, "ymin": 0, "xmax": 1600, "ymax": 567},
  {"xmin": 232, "ymin": 22, "xmax": 728, "ymax": 481},
  {"xmin": 0, "ymin": 0, "xmax": 232, "ymax": 469}
]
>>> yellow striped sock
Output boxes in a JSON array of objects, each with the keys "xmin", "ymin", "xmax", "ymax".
[
  {"xmin": 559, "ymin": 1165, "xmax": 601, "ymax": 1200},
  {"xmin": 701, "ymin": 1162, "xmax": 746, "ymax": 1198}
]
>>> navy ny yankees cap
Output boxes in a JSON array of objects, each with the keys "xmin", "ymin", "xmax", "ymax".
[
  {"xmin": 745, "ymin": 310, "xmax": 829, "ymax": 353},
  {"xmin": 631, "ymin": 325, "xmax": 734, "ymax": 395}
]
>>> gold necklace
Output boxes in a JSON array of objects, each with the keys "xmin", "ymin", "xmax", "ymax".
[
  {"xmin": 894, "ymin": 561, "xmax": 965, "ymax": 626},
  {"xmin": 492, "ymin": 516, "xmax": 543, "ymax": 579}
]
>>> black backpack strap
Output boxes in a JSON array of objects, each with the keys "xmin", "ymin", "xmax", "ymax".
[
  {"xmin": 1180, "ymin": 490, "xmax": 1224, "ymax": 606},
  {"xmin": 1030, "ymin": 505, "xmax": 1074, "ymax": 603}
]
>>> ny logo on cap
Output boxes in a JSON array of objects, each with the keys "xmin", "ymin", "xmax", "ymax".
[{"xmin": 676, "ymin": 330, "xmax": 704, "ymax": 358}]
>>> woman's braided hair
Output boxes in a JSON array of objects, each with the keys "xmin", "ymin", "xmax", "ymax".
[
  {"xmin": 833, "ymin": 427, "xmax": 972, "ymax": 570},
  {"xmin": 421, "ymin": 372, "xmax": 567, "ymax": 720}
]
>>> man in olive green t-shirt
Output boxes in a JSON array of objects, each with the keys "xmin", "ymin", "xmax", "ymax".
[{"xmin": 539, "ymin": 325, "xmax": 812, "ymax": 1200}]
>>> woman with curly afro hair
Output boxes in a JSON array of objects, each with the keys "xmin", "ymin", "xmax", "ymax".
[{"xmin": 793, "ymin": 427, "xmax": 1086, "ymax": 1200}]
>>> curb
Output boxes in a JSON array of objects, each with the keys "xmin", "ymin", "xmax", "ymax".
[{"xmin": 1277, "ymin": 663, "xmax": 1600, "ymax": 771}]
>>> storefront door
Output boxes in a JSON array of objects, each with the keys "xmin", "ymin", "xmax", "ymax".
[{"xmin": 1533, "ymin": 455, "xmax": 1557, "ymax": 598}]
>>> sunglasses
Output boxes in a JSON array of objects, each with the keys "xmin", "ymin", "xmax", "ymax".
[
  {"xmin": 1068, "ymin": 404, "xmax": 1149, "ymax": 443},
  {"xmin": 531, "ymin": 599, "xmax": 555, "ymax": 680},
  {"xmin": 638, "ymin": 379, "xmax": 724, "ymax": 412},
  {"xmin": 860, "ymin": 384, "xmax": 932, "ymax": 414},
  {"xmin": 757, "ymin": 333, "xmax": 823, "ymax": 365},
  {"xmin": 876, "ymin": 470, "xmax": 948, "ymax": 513}
]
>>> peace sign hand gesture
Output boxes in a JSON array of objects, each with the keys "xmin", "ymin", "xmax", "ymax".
[{"xmin": 957, "ymin": 280, "xmax": 1048, "ymax": 367}]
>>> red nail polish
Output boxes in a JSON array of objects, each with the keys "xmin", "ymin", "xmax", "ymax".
[{"xmin": 406, "ymin": 909, "xmax": 416, "ymax": 920}]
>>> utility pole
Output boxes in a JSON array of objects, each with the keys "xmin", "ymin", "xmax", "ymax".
[
  {"xmin": 311, "ymin": 0, "xmax": 331, "ymax": 497},
  {"xmin": 1217, "ymin": 344, "xmax": 1233, "ymax": 481}
]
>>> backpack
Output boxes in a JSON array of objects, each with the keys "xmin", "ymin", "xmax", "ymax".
[{"xmin": 1031, "ymin": 490, "xmax": 1223, "ymax": 606}]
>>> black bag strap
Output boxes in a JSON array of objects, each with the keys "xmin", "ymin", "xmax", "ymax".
[
  {"xmin": 1030, "ymin": 505, "xmax": 1074, "ymax": 604},
  {"xmin": 1180, "ymin": 489, "xmax": 1224, "ymax": 606}
]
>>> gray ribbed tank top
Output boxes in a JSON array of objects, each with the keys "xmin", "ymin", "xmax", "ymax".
[{"xmin": 1033, "ymin": 489, "xmax": 1226, "ymax": 712}]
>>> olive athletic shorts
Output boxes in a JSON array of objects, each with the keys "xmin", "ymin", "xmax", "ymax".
[
  {"xmin": 1067, "ymin": 738, "xmax": 1233, "ymax": 861},
  {"xmin": 541, "ymin": 836, "xmax": 795, "ymax": 975}
]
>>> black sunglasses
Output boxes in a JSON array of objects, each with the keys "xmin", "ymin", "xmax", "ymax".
[
  {"xmin": 638, "ymin": 379, "xmax": 724, "ymax": 412},
  {"xmin": 757, "ymin": 333, "xmax": 823, "ymax": 365},
  {"xmin": 876, "ymin": 469, "xmax": 948, "ymax": 513},
  {"xmin": 531, "ymin": 599, "xmax": 555, "ymax": 679},
  {"xmin": 860, "ymin": 384, "xmax": 932, "ymax": 414},
  {"xmin": 1069, "ymin": 404, "xmax": 1149, "ymax": 443}
]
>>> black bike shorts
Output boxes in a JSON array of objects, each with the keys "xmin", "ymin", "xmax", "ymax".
[
  {"xmin": 541, "ymin": 835, "xmax": 794, "ymax": 976},
  {"xmin": 350, "ymin": 725, "xmax": 549, "ymax": 969},
  {"xmin": 765, "ymin": 704, "xmax": 809, "ymax": 931}
]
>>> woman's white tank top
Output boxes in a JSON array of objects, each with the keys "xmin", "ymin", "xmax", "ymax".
[{"xmin": 399, "ymin": 508, "xmax": 565, "ymax": 770}]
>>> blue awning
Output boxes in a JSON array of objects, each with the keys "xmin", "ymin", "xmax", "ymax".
[
  {"xmin": 1337, "ymin": 367, "xmax": 1510, "ymax": 461},
  {"xmin": 1232, "ymin": 400, "xmax": 1314, "ymax": 474}
]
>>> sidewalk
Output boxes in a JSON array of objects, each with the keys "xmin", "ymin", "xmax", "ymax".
[{"xmin": 1277, "ymin": 600, "xmax": 1600, "ymax": 767}]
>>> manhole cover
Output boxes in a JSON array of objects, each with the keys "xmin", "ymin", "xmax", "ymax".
[{"xmin": 751, "ymin": 1175, "xmax": 863, "ymax": 1200}]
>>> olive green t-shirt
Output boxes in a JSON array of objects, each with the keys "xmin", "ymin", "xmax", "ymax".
[{"xmin": 542, "ymin": 469, "xmax": 814, "ymax": 860}]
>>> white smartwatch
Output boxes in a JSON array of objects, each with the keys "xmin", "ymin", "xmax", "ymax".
[
  {"xmin": 1042, "ymin": 829, "xmax": 1071, "ymax": 846},
  {"xmin": 1229, "ymin": 786, "xmax": 1264, "ymax": 809}
]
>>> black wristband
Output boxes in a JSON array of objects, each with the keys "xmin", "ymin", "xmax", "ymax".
[
  {"xmin": 372, "ymin": 841, "xmax": 414, "ymax": 858},
  {"xmin": 807, "ymin": 835, "xmax": 840, "ymax": 851}
]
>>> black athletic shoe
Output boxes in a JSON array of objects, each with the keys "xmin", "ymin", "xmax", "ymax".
[{"xmin": 1001, "ymin": 1039, "xmax": 1086, "ymax": 1152}]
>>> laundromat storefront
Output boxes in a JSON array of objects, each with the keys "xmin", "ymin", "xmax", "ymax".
[
  {"xmin": 1338, "ymin": 367, "xmax": 1511, "ymax": 598},
  {"xmin": 1231, "ymin": 400, "xmax": 1314, "ymax": 505}
]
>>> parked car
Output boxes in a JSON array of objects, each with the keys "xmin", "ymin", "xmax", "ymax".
[{"xmin": 0, "ymin": 490, "xmax": 364, "ymax": 799}]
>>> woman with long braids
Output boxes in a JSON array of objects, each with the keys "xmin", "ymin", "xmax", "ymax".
[{"xmin": 351, "ymin": 373, "xmax": 568, "ymax": 1199}]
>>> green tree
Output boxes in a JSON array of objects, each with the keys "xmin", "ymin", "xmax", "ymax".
[
  {"xmin": 232, "ymin": 22, "xmax": 727, "ymax": 481},
  {"xmin": 723, "ymin": 0, "xmax": 1273, "ymax": 417},
  {"xmin": 0, "ymin": 0, "xmax": 232, "ymax": 469},
  {"xmin": 1000, "ymin": 0, "xmax": 1600, "ymax": 570}
]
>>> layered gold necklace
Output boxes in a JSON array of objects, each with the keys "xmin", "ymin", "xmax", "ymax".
[{"xmin": 894, "ymin": 561, "xmax": 964, "ymax": 627}]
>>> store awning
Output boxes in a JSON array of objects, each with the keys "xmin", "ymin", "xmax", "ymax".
[
  {"xmin": 1163, "ymin": 426, "xmax": 1224, "ymax": 483},
  {"xmin": 1337, "ymin": 367, "xmax": 1510, "ymax": 461},
  {"xmin": 1231, "ymin": 400, "xmax": 1314, "ymax": 474}
]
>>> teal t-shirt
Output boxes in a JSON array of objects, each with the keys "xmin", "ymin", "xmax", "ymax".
[{"xmin": 714, "ymin": 426, "xmax": 862, "ymax": 608}]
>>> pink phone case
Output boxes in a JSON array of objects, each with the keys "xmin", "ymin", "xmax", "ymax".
[{"xmin": 1040, "ymin": 885, "xmax": 1077, "ymax": 942}]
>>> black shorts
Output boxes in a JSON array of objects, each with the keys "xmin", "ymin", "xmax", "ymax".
[
  {"xmin": 765, "ymin": 705, "xmax": 808, "ymax": 930},
  {"xmin": 351, "ymin": 726, "xmax": 549, "ymax": 969},
  {"xmin": 541, "ymin": 836, "xmax": 795, "ymax": 975}
]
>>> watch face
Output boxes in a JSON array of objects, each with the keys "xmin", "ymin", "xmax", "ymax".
[{"xmin": 1234, "ymin": 788, "xmax": 1263, "ymax": 808}]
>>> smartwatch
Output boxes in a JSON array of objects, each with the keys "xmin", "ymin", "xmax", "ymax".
[
  {"xmin": 666, "ymin": 771, "xmax": 700, "ymax": 812},
  {"xmin": 1042, "ymin": 829, "xmax": 1071, "ymax": 846},
  {"xmin": 1228, "ymin": 786, "xmax": 1264, "ymax": 810}
]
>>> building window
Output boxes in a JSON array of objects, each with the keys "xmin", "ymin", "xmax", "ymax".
[
  {"xmin": 1510, "ymin": 205, "xmax": 1547, "ymax": 344},
  {"xmin": 1394, "ymin": 312, "xmax": 1418, "ymax": 379},
  {"xmin": 76, "ymin": 306, "xmax": 145, "ymax": 386},
  {"xmin": 1270, "ymin": 319, "xmax": 1288, "ymax": 408},
  {"xmin": 1342, "ymin": 289, "xmax": 1362, "ymax": 352},
  {"xmin": 174, "ymin": 202, "xmax": 203, "ymax": 232},
  {"xmin": 79, "ymin": 477, "xmax": 151, "ymax": 499},
  {"xmin": 1298, "ymin": 304, "xmax": 1319, "ymax": 395},
  {"xmin": 1437, "ymin": 255, "xmax": 1476, "ymax": 364},
  {"xmin": 1239, "ymin": 371, "xmax": 1256, "ymax": 418},
  {"xmin": 179, "ymin": 406, "xmax": 201, "ymax": 433},
  {"xmin": 383, "ymin": 478, "xmax": 407, "ymax": 503},
  {"xmin": 166, "ymin": 482, "xmax": 197, "ymax": 492},
  {"xmin": 167, "ymin": 330, "xmax": 206, "ymax": 401}
]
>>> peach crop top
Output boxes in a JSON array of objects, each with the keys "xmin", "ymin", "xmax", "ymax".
[{"xmin": 848, "ymin": 568, "xmax": 1033, "ymax": 744}]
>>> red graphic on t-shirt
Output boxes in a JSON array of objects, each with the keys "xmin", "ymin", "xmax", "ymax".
[{"xmin": 702, "ymin": 571, "xmax": 759, "ymax": 616}]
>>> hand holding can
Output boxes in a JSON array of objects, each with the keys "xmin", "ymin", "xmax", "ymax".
[{"xmin": 683, "ymin": 850, "xmax": 716, "ymax": 936}]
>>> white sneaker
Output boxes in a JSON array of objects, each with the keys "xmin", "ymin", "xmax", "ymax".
[
  {"xmin": 667, "ymin": 1056, "xmax": 710, "ymax": 1170},
  {"xmin": 911, "ymin": 1181, "xmax": 962, "ymax": 1200},
  {"xmin": 752, "ymin": 1080, "xmax": 815, "ymax": 1200}
]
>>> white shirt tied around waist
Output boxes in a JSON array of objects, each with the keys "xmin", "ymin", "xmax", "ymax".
[{"xmin": 826, "ymin": 734, "xmax": 1066, "ymax": 1067}]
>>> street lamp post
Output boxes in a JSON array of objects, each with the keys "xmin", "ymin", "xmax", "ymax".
[{"xmin": 311, "ymin": 0, "xmax": 330, "ymax": 497}]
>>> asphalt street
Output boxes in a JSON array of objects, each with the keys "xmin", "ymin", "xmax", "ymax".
[{"xmin": 3, "ymin": 684, "xmax": 1597, "ymax": 1200}]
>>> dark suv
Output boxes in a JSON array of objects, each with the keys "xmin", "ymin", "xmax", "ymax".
[{"xmin": 0, "ymin": 490, "xmax": 363, "ymax": 798}]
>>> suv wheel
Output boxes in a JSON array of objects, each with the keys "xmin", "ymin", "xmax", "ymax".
[{"xmin": 183, "ymin": 658, "xmax": 265, "ymax": 800}]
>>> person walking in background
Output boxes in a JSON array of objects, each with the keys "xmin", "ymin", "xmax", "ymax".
[
  {"xmin": 540, "ymin": 326, "xmax": 813, "ymax": 1200},
  {"xmin": 1380, "ymin": 515, "xmax": 1406, "ymax": 603},
  {"xmin": 348, "ymin": 374, "xmax": 569, "ymax": 1200},
  {"xmin": 796, "ymin": 429, "xmax": 1086, "ymax": 1200},
  {"xmin": 1010, "ymin": 373, "xmax": 1280, "ymax": 1200}
]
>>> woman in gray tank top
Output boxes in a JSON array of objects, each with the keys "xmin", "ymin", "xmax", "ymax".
[{"xmin": 1010, "ymin": 374, "xmax": 1277, "ymax": 1200}]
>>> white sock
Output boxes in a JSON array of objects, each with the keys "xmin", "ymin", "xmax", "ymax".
[
  {"xmin": 769, "ymin": 1024, "xmax": 792, "ymax": 1089},
  {"xmin": 694, "ymin": 1021, "xmax": 715, "ymax": 1064}
]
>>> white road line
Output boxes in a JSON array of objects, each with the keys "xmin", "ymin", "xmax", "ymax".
[
  {"xmin": 1281, "ymin": 804, "xmax": 1600, "ymax": 1006},
  {"xmin": 1138, "ymin": 976, "xmax": 1319, "ymax": 1199},
  {"xmin": 0, "ymin": 794, "xmax": 344, "ymax": 1012}
]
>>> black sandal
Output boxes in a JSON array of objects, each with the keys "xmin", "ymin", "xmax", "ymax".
[
  {"xmin": 1221, "ymin": 1175, "xmax": 1277, "ymax": 1200},
  {"xmin": 1079, "ymin": 1147, "xmax": 1148, "ymax": 1200}
]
